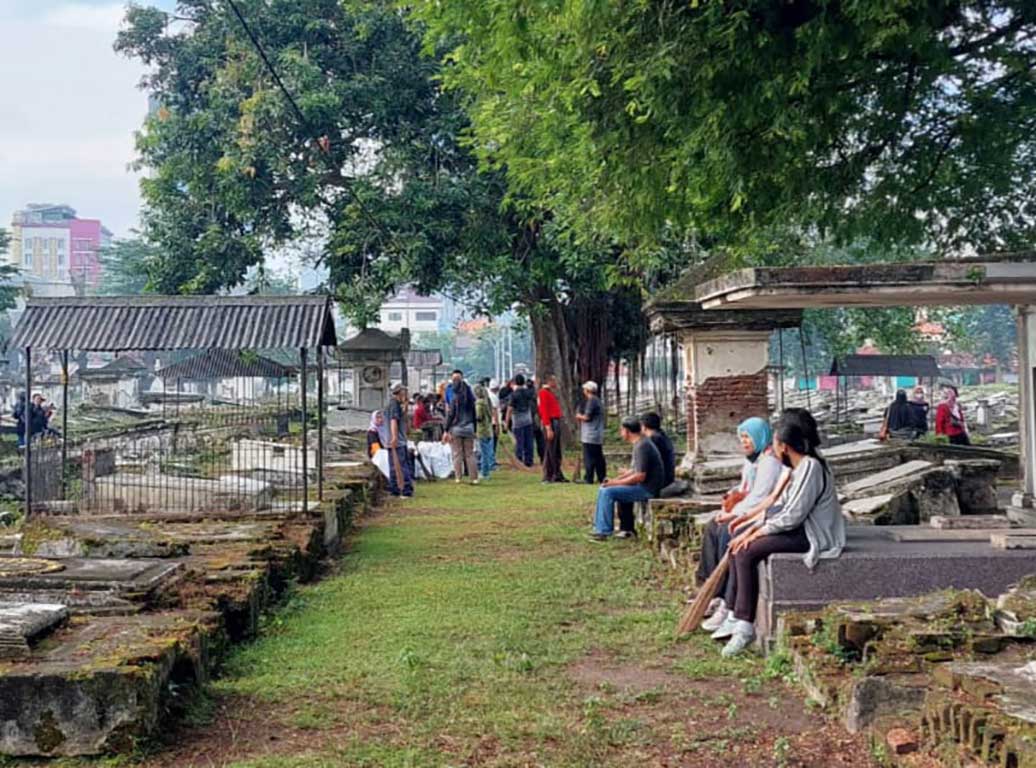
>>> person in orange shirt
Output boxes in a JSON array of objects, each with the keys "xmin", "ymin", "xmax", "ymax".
[{"xmin": 538, "ymin": 375, "xmax": 567, "ymax": 483}]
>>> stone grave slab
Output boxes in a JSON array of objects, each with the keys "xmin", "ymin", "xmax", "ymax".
[
  {"xmin": 0, "ymin": 610, "xmax": 217, "ymax": 756},
  {"xmin": 25, "ymin": 520, "xmax": 188, "ymax": 559},
  {"xmin": 842, "ymin": 494, "xmax": 894, "ymax": 521},
  {"xmin": 886, "ymin": 527, "xmax": 1036, "ymax": 543},
  {"xmin": 755, "ymin": 526, "xmax": 1036, "ymax": 646},
  {"xmin": 0, "ymin": 603, "xmax": 67, "ymax": 659},
  {"xmin": 930, "ymin": 515, "xmax": 1013, "ymax": 530},
  {"xmin": 91, "ymin": 473, "xmax": 272, "ymax": 513},
  {"xmin": 0, "ymin": 589, "xmax": 136, "ymax": 616},
  {"xmin": 0, "ymin": 556, "xmax": 182, "ymax": 594},
  {"xmin": 990, "ymin": 532, "xmax": 1036, "ymax": 550},
  {"xmin": 232, "ymin": 439, "xmax": 315, "ymax": 477},
  {"xmin": 840, "ymin": 460, "xmax": 934, "ymax": 500}
]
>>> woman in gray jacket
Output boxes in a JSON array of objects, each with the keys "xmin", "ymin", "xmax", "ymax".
[{"xmin": 720, "ymin": 410, "xmax": 845, "ymax": 657}]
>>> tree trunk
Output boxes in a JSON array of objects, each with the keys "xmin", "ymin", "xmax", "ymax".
[
  {"xmin": 529, "ymin": 294, "xmax": 577, "ymax": 437},
  {"xmin": 568, "ymin": 296, "xmax": 610, "ymax": 405}
]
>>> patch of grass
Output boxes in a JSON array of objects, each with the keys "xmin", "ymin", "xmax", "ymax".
[{"xmin": 203, "ymin": 469, "xmax": 683, "ymax": 765}]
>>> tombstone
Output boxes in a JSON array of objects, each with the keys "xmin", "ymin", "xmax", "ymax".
[{"xmin": 975, "ymin": 398, "xmax": 990, "ymax": 428}]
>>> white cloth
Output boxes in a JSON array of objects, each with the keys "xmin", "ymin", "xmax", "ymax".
[{"xmin": 414, "ymin": 441, "xmax": 453, "ymax": 479}]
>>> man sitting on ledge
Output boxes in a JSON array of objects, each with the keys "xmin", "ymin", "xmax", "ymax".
[{"xmin": 588, "ymin": 417, "xmax": 664, "ymax": 542}]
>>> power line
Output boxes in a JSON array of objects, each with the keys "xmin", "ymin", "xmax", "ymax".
[{"xmin": 223, "ymin": 0, "xmax": 395, "ymax": 252}]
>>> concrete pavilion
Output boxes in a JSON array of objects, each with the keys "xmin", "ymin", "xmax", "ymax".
[{"xmin": 693, "ymin": 254, "xmax": 1036, "ymax": 520}]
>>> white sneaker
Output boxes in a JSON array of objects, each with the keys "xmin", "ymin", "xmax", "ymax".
[
  {"xmin": 701, "ymin": 605, "xmax": 729, "ymax": 632},
  {"xmin": 710, "ymin": 614, "xmax": 739, "ymax": 640},
  {"xmin": 704, "ymin": 597, "xmax": 723, "ymax": 617},
  {"xmin": 721, "ymin": 622, "xmax": 756, "ymax": 658}
]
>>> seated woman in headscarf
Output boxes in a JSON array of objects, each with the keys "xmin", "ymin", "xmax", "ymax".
[
  {"xmin": 367, "ymin": 410, "xmax": 390, "ymax": 458},
  {"xmin": 714, "ymin": 409, "xmax": 845, "ymax": 657},
  {"xmin": 697, "ymin": 417, "xmax": 784, "ymax": 632},
  {"xmin": 882, "ymin": 389, "xmax": 920, "ymax": 440}
]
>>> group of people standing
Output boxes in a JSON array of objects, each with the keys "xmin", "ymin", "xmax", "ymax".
[
  {"xmin": 881, "ymin": 383, "xmax": 970, "ymax": 445},
  {"xmin": 368, "ymin": 369, "xmax": 601, "ymax": 497}
]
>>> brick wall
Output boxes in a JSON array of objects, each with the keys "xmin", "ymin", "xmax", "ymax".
[{"xmin": 687, "ymin": 370, "xmax": 768, "ymax": 457}]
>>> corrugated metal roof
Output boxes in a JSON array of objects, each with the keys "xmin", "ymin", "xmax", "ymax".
[
  {"xmin": 9, "ymin": 296, "xmax": 338, "ymax": 351},
  {"xmin": 830, "ymin": 355, "xmax": 941, "ymax": 378},
  {"xmin": 157, "ymin": 349, "xmax": 295, "ymax": 380}
]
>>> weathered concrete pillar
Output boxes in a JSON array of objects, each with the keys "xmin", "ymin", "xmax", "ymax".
[
  {"xmin": 1013, "ymin": 306, "xmax": 1036, "ymax": 515},
  {"xmin": 681, "ymin": 329, "xmax": 771, "ymax": 460}
]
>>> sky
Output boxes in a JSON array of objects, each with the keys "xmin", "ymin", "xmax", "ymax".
[{"xmin": 0, "ymin": 0, "xmax": 174, "ymax": 237}]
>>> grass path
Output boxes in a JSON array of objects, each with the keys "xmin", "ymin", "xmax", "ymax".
[{"xmin": 119, "ymin": 466, "xmax": 875, "ymax": 768}]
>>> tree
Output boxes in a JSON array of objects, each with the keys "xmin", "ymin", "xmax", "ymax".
[
  {"xmin": 936, "ymin": 305, "xmax": 1018, "ymax": 370},
  {"xmin": 0, "ymin": 229, "xmax": 22, "ymax": 323},
  {"xmin": 116, "ymin": 0, "xmax": 666, "ymax": 428},
  {"xmin": 413, "ymin": 1, "xmax": 1036, "ymax": 253},
  {"xmin": 96, "ymin": 237, "xmax": 155, "ymax": 296}
]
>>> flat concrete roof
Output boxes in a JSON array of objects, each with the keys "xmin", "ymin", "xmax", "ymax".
[{"xmin": 696, "ymin": 255, "xmax": 1036, "ymax": 310}]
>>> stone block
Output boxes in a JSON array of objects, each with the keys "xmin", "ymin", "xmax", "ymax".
[
  {"xmin": 756, "ymin": 526, "xmax": 1036, "ymax": 647},
  {"xmin": 0, "ymin": 603, "xmax": 67, "ymax": 659},
  {"xmin": 0, "ymin": 611, "xmax": 218, "ymax": 756},
  {"xmin": 930, "ymin": 514, "xmax": 1012, "ymax": 529},
  {"xmin": 885, "ymin": 727, "xmax": 919, "ymax": 755}
]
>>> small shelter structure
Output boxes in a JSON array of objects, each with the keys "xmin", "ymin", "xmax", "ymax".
[
  {"xmin": 692, "ymin": 254, "xmax": 1036, "ymax": 521},
  {"xmin": 330, "ymin": 327, "xmax": 409, "ymax": 430},
  {"xmin": 829, "ymin": 354, "xmax": 941, "ymax": 422},
  {"xmin": 9, "ymin": 295, "xmax": 337, "ymax": 515},
  {"xmin": 646, "ymin": 259, "xmax": 802, "ymax": 459},
  {"xmin": 76, "ymin": 356, "xmax": 150, "ymax": 408}
]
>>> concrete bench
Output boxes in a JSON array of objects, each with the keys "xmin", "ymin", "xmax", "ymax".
[{"xmin": 756, "ymin": 525, "xmax": 1036, "ymax": 647}]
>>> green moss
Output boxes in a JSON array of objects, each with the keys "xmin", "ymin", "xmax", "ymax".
[
  {"xmin": 17, "ymin": 520, "xmax": 68, "ymax": 555},
  {"xmin": 33, "ymin": 710, "xmax": 66, "ymax": 754}
]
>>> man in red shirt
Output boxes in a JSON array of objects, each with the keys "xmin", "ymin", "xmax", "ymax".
[{"xmin": 538, "ymin": 375, "xmax": 567, "ymax": 482}]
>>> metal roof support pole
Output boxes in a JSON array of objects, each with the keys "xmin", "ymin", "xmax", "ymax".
[
  {"xmin": 23, "ymin": 346, "xmax": 32, "ymax": 518},
  {"xmin": 317, "ymin": 347, "xmax": 324, "ymax": 501},
  {"xmin": 300, "ymin": 347, "xmax": 309, "ymax": 510},
  {"xmin": 798, "ymin": 327, "xmax": 812, "ymax": 412},
  {"xmin": 61, "ymin": 350, "xmax": 69, "ymax": 500},
  {"xmin": 777, "ymin": 329, "xmax": 785, "ymax": 414}
]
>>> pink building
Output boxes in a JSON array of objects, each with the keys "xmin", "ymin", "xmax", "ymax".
[
  {"xmin": 68, "ymin": 217, "xmax": 108, "ymax": 286},
  {"xmin": 10, "ymin": 204, "xmax": 110, "ymax": 290}
]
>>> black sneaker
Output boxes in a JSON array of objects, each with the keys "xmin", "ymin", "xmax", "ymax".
[
  {"xmin": 615, "ymin": 530, "xmax": 637, "ymax": 540},
  {"xmin": 587, "ymin": 533, "xmax": 610, "ymax": 543}
]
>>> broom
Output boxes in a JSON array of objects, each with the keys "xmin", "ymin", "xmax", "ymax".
[{"xmin": 676, "ymin": 553, "xmax": 730, "ymax": 637}]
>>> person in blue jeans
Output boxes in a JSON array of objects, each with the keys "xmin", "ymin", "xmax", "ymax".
[
  {"xmin": 589, "ymin": 417, "xmax": 665, "ymax": 542},
  {"xmin": 386, "ymin": 383, "xmax": 414, "ymax": 497},
  {"xmin": 505, "ymin": 374, "xmax": 536, "ymax": 467},
  {"xmin": 474, "ymin": 383, "xmax": 496, "ymax": 480}
]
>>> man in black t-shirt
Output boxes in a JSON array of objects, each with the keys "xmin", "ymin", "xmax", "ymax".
[
  {"xmin": 505, "ymin": 374, "xmax": 536, "ymax": 467},
  {"xmin": 588, "ymin": 417, "xmax": 663, "ymax": 542},
  {"xmin": 640, "ymin": 412, "xmax": 676, "ymax": 488}
]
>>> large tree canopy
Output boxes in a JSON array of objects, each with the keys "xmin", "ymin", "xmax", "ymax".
[
  {"xmin": 413, "ymin": 0, "xmax": 1036, "ymax": 253},
  {"xmin": 116, "ymin": 0, "xmax": 670, "ymax": 421}
]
